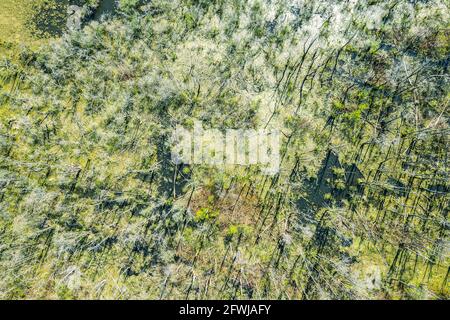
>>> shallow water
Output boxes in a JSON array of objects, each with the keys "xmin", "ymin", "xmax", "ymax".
[
  {"xmin": 32, "ymin": 0, "xmax": 117, "ymax": 37},
  {"xmin": 94, "ymin": 0, "xmax": 117, "ymax": 20}
]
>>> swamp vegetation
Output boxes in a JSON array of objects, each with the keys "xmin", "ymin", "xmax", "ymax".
[{"xmin": 0, "ymin": 0, "xmax": 448, "ymax": 299}]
